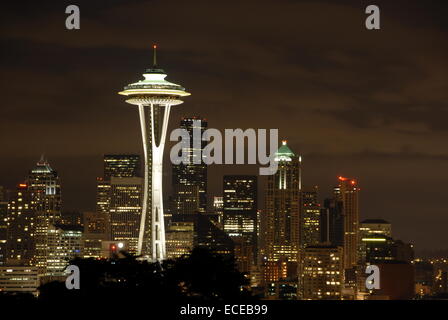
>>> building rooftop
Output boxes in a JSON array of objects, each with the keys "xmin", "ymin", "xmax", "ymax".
[{"xmin": 274, "ymin": 140, "xmax": 297, "ymax": 162}]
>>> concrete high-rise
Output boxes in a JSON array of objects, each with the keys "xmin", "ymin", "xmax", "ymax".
[{"xmin": 119, "ymin": 46, "xmax": 190, "ymax": 260}]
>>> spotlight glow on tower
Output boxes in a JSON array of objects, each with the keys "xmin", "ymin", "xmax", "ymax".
[{"xmin": 119, "ymin": 45, "xmax": 190, "ymax": 261}]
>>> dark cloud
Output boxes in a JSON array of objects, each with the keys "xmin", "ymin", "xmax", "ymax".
[{"xmin": 1, "ymin": 0, "xmax": 447, "ymax": 253}]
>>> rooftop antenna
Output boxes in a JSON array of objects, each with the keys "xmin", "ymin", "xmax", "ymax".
[
  {"xmin": 153, "ymin": 44, "xmax": 157, "ymax": 67},
  {"xmin": 39, "ymin": 153, "xmax": 46, "ymax": 164}
]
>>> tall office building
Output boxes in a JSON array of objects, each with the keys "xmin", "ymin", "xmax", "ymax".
[
  {"xmin": 82, "ymin": 211, "xmax": 110, "ymax": 258},
  {"xmin": 299, "ymin": 186, "xmax": 321, "ymax": 248},
  {"xmin": 109, "ymin": 177, "xmax": 143, "ymax": 254},
  {"xmin": 171, "ymin": 184, "xmax": 200, "ymax": 215},
  {"xmin": 96, "ymin": 177, "xmax": 111, "ymax": 215},
  {"xmin": 27, "ymin": 157, "xmax": 62, "ymax": 275},
  {"xmin": 223, "ymin": 175, "xmax": 257, "ymax": 272},
  {"xmin": 96, "ymin": 155, "xmax": 142, "ymax": 254},
  {"xmin": 334, "ymin": 176, "xmax": 359, "ymax": 270},
  {"xmin": 0, "ymin": 186, "xmax": 8, "ymax": 265},
  {"xmin": 165, "ymin": 221, "xmax": 195, "ymax": 259},
  {"xmin": 6, "ymin": 184, "xmax": 35, "ymax": 265},
  {"xmin": 299, "ymin": 245, "xmax": 343, "ymax": 300},
  {"xmin": 172, "ymin": 117, "xmax": 208, "ymax": 214},
  {"xmin": 320, "ymin": 198, "xmax": 344, "ymax": 246},
  {"xmin": 119, "ymin": 46, "xmax": 190, "ymax": 260},
  {"xmin": 264, "ymin": 141, "xmax": 302, "ymax": 282},
  {"xmin": 45, "ymin": 224, "xmax": 83, "ymax": 277},
  {"xmin": 103, "ymin": 154, "xmax": 140, "ymax": 179}
]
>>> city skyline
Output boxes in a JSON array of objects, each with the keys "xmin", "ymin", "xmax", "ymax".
[{"xmin": 1, "ymin": 0, "xmax": 448, "ymax": 255}]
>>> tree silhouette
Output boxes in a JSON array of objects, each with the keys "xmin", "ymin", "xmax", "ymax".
[{"xmin": 37, "ymin": 246, "xmax": 253, "ymax": 305}]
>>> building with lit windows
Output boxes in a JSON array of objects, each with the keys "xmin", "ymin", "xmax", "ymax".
[
  {"xmin": 166, "ymin": 221, "xmax": 194, "ymax": 259},
  {"xmin": 0, "ymin": 266, "xmax": 39, "ymax": 295},
  {"xmin": 171, "ymin": 184, "xmax": 200, "ymax": 215},
  {"xmin": 96, "ymin": 177, "xmax": 111, "ymax": 215},
  {"xmin": 103, "ymin": 154, "xmax": 141, "ymax": 179},
  {"xmin": 223, "ymin": 175, "xmax": 257, "ymax": 272},
  {"xmin": 264, "ymin": 141, "xmax": 301, "ymax": 283},
  {"xmin": 0, "ymin": 186, "xmax": 9, "ymax": 265},
  {"xmin": 300, "ymin": 245, "xmax": 343, "ymax": 300},
  {"xmin": 358, "ymin": 220, "xmax": 414, "ymax": 264},
  {"xmin": 334, "ymin": 176, "xmax": 359, "ymax": 271},
  {"xmin": 6, "ymin": 184, "xmax": 35, "ymax": 266},
  {"xmin": 212, "ymin": 196, "xmax": 224, "ymax": 226},
  {"xmin": 82, "ymin": 211, "xmax": 110, "ymax": 258},
  {"xmin": 172, "ymin": 117, "xmax": 207, "ymax": 214},
  {"xmin": 119, "ymin": 46, "xmax": 190, "ymax": 261},
  {"xmin": 299, "ymin": 186, "xmax": 321, "ymax": 248},
  {"xmin": 45, "ymin": 224, "xmax": 83, "ymax": 277},
  {"xmin": 109, "ymin": 177, "xmax": 143, "ymax": 254},
  {"xmin": 27, "ymin": 157, "xmax": 62, "ymax": 276},
  {"xmin": 171, "ymin": 213, "xmax": 234, "ymax": 257},
  {"xmin": 359, "ymin": 219, "xmax": 391, "ymax": 238}
]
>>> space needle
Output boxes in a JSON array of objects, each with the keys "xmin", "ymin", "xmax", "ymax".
[{"xmin": 119, "ymin": 45, "xmax": 190, "ymax": 261}]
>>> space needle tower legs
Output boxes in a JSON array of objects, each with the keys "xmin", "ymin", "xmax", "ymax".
[{"xmin": 119, "ymin": 45, "xmax": 190, "ymax": 261}]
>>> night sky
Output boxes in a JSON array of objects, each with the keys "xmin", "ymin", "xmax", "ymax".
[{"xmin": 1, "ymin": 0, "xmax": 447, "ymax": 254}]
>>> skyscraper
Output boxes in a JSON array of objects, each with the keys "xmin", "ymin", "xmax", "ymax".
[
  {"xmin": 27, "ymin": 157, "xmax": 62, "ymax": 276},
  {"xmin": 299, "ymin": 186, "xmax": 321, "ymax": 248},
  {"xmin": 171, "ymin": 184, "xmax": 200, "ymax": 215},
  {"xmin": 172, "ymin": 117, "xmax": 207, "ymax": 214},
  {"xmin": 119, "ymin": 46, "xmax": 190, "ymax": 261},
  {"xmin": 334, "ymin": 176, "xmax": 359, "ymax": 270},
  {"xmin": 82, "ymin": 211, "xmax": 110, "ymax": 258},
  {"xmin": 96, "ymin": 177, "xmax": 111, "ymax": 215},
  {"xmin": 109, "ymin": 177, "xmax": 143, "ymax": 254},
  {"xmin": 320, "ymin": 198, "xmax": 344, "ymax": 246},
  {"xmin": 264, "ymin": 141, "xmax": 302, "ymax": 283},
  {"xmin": 6, "ymin": 183, "xmax": 35, "ymax": 265},
  {"xmin": 223, "ymin": 175, "xmax": 257, "ymax": 272},
  {"xmin": 103, "ymin": 154, "xmax": 140, "ymax": 179}
]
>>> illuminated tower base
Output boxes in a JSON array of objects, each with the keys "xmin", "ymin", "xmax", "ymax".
[{"xmin": 119, "ymin": 46, "xmax": 190, "ymax": 261}]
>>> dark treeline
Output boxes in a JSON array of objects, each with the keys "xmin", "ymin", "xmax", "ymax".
[{"xmin": 0, "ymin": 247, "xmax": 256, "ymax": 307}]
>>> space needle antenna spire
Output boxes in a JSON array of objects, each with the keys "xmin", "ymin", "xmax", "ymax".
[{"xmin": 153, "ymin": 44, "xmax": 157, "ymax": 67}]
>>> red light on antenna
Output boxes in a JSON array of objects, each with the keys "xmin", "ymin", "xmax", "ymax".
[{"xmin": 153, "ymin": 44, "xmax": 157, "ymax": 49}]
